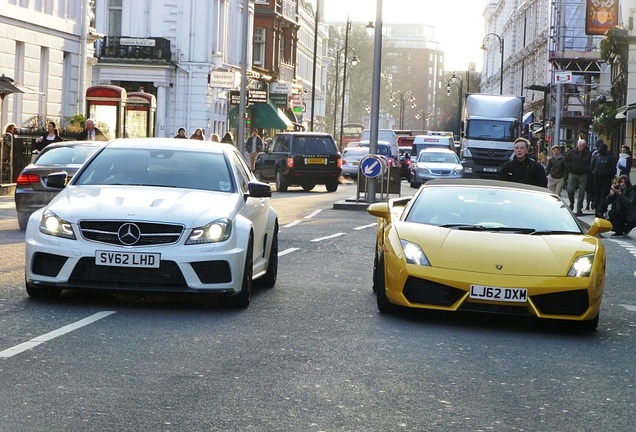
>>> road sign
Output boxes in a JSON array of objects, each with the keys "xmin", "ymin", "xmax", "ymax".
[
  {"xmin": 360, "ymin": 155, "xmax": 387, "ymax": 179},
  {"xmin": 555, "ymin": 72, "xmax": 571, "ymax": 83}
]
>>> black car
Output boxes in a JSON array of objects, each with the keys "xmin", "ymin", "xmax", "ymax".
[{"xmin": 254, "ymin": 132, "xmax": 341, "ymax": 192}]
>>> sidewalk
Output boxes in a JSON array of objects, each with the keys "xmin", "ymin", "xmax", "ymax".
[{"xmin": 0, "ymin": 194, "xmax": 15, "ymax": 220}]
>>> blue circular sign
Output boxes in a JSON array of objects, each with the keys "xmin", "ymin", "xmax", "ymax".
[{"xmin": 360, "ymin": 155, "xmax": 387, "ymax": 179}]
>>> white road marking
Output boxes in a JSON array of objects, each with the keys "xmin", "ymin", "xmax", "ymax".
[
  {"xmin": 283, "ymin": 220, "xmax": 302, "ymax": 228},
  {"xmin": 311, "ymin": 233, "xmax": 346, "ymax": 242},
  {"xmin": 0, "ymin": 311, "xmax": 116, "ymax": 359},
  {"xmin": 354, "ymin": 223, "xmax": 377, "ymax": 230},
  {"xmin": 305, "ymin": 209, "xmax": 323, "ymax": 219},
  {"xmin": 278, "ymin": 248, "xmax": 299, "ymax": 256},
  {"xmin": 619, "ymin": 304, "xmax": 636, "ymax": 312}
]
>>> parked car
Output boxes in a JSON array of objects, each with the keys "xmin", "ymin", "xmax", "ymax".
[
  {"xmin": 254, "ymin": 132, "xmax": 341, "ymax": 192},
  {"xmin": 410, "ymin": 148, "xmax": 463, "ymax": 188},
  {"xmin": 369, "ymin": 179, "xmax": 613, "ymax": 330},
  {"xmin": 14, "ymin": 141, "xmax": 104, "ymax": 230},
  {"xmin": 356, "ymin": 140, "xmax": 399, "ymax": 168},
  {"xmin": 342, "ymin": 143, "xmax": 394, "ymax": 178},
  {"xmin": 24, "ymin": 138, "xmax": 279, "ymax": 308}
]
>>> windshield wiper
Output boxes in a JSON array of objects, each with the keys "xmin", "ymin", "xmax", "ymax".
[
  {"xmin": 528, "ymin": 230, "xmax": 580, "ymax": 235},
  {"xmin": 438, "ymin": 224, "xmax": 534, "ymax": 233}
]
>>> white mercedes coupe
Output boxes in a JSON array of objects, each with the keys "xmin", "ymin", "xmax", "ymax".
[{"xmin": 24, "ymin": 138, "xmax": 279, "ymax": 308}]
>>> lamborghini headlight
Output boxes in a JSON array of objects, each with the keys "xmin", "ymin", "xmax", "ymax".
[
  {"xmin": 567, "ymin": 254, "xmax": 594, "ymax": 277},
  {"xmin": 39, "ymin": 210, "xmax": 76, "ymax": 240},
  {"xmin": 400, "ymin": 240, "xmax": 431, "ymax": 266},
  {"xmin": 186, "ymin": 218, "xmax": 232, "ymax": 244}
]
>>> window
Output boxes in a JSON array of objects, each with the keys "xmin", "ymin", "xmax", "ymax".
[
  {"xmin": 108, "ymin": 0, "xmax": 122, "ymax": 37},
  {"xmin": 253, "ymin": 28, "xmax": 265, "ymax": 66},
  {"xmin": 279, "ymin": 35, "xmax": 286, "ymax": 64}
]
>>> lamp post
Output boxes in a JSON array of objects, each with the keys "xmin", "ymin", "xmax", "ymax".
[
  {"xmin": 446, "ymin": 73, "xmax": 463, "ymax": 140},
  {"xmin": 481, "ymin": 33, "xmax": 504, "ymax": 95},
  {"xmin": 390, "ymin": 90, "xmax": 415, "ymax": 130},
  {"xmin": 332, "ymin": 45, "xmax": 359, "ymax": 141}
]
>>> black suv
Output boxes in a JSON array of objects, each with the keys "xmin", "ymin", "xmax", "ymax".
[{"xmin": 254, "ymin": 132, "xmax": 341, "ymax": 192}]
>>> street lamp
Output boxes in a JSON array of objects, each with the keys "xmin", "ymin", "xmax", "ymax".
[
  {"xmin": 446, "ymin": 72, "xmax": 463, "ymax": 140},
  {"xmin": 390, "ymin": 90, "xmax": 416, "ymax": 130},
  {"xmin": 481, "ymin": 32, "xmax": 504, "ymax": 95},
  {"xmin": 332, "ymin": 16, "xmax": 359, "ymax": 143}
]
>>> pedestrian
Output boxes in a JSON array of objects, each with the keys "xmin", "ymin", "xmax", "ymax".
[
  {"xmin": 617, "ymin": 145, "xmax": 632, "ymax": 176},
  {"xmin": 590, "ymin": 142, "xmax": 616, "ymax": 217},
  {"xmin": 210, "ymin": 133, "xmax": 221, "ymax": 142},
  {"xmin": 220, "ymin": 132, "xmax": 234, "ymax": 144},
  {"xmin": 2, "ymin": 123, "xmax": 16, "ymax": 180},
  {"xmin": 245, "ymin": 128, "xmax": 263, "ymax": 170},
  {"xmin": 34, "ymin": 121, "xmax": 63, "ymax": 150},
  {"xmin": 498, "ymin": 137, "xmax": 547, "ymax": 187},
  {"xmin": 78, "ymin": 118, "xmax": 108, "ymax": 141},
  {"xmin": 604, "ymin": 174, "xmax": 636, "ymax": 237},
  {"xmin": 189, "ymin": 128, "xmax": 205, "ymax": 140},
  {"xmin": 174, "ymin": 127, "xmax": 187, "ymax": 139},
  {"xmin": 564, "ymin": 138, "xmax": 592, "ymax": 216},
  {"xmin": 546, "ymin": 145, "xmax": 566, "ymax": 196}
]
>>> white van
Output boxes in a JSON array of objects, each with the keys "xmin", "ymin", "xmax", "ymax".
[
  {"xmin": 412, "ymin": 134, "xmax": 455, "ymax": 159},
  {"xmin": 360, "ymin": 129, "xmax": 399, "ymax": 162}
]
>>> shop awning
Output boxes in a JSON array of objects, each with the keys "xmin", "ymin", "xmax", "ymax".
[
  {"xmin": 253, "ymin": 101, "xmax": 293, "ymax": 130},
  {"xmin": 228, "ymin": 101, "xmax": 294, "ymax": 130},
  {"xmin": 615, "ymin": 103, "xmax": 636, "ymax": 119}
]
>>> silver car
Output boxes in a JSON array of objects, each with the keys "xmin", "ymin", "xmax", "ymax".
[{"xmin": 410, "ymin": 148, "xmax": 463, "ymax": 188}]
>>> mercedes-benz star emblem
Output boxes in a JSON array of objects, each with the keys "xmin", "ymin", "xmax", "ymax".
[{"xmin": 117, "ymin": 223, "xmax": 142, "ymax": 245}]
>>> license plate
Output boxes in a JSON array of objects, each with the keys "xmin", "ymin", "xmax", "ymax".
[
  {"xmin": 96, "ymin": 251, "xmax": 161, "ymax": 268},
  {"xmin": 352, "ymin": 161, "xmax": 360, "ymax": 166},
  {"xmin": 306, "ymin": 157, "xmax": 326, "ymax": 164},
  {"xmin": 469, "ymin": 285, "xmax": 528, "ymax": 302},
  {"xmin": 483, "ymin": 167, "xmax": 498, "ymax": 172}
]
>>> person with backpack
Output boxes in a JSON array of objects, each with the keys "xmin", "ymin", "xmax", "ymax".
[{"xmin": 590, "ymin": 142, "xmax": 616, "ymax": 217}]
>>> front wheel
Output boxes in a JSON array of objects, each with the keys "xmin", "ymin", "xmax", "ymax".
[
  {"xmin": 375, "ymin": 254, "xmax": 399, "ymax": 313},
  {"xmin": 229, "ymin": 237, "xmax": 253, "ymax": 308},
  {"xmin": 256, "ymin": 222, "xmax": 278, "ymax": 288}
]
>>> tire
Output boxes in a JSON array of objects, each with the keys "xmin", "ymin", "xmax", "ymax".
[
  {"xmin": 325, "ymin": 178, "xmax": 338, "ymax": 192},
  {"xmin": 17, "ymin": 211, "xmax": 31, "ymax": 231},
  {"xmin": 577, "ymin": 313, "xmax": 599, "ymax": 331},
  {"xmin": 25, "ymin": 281, "xmax": 62, "ymax": 299},
  {"xmin": 302, "ymin": 183, "xmax": 315, "ymax": 192},
  {"xmin": 256, "ymin": 222, "xmax": 278, "ymax": 288},
  {"xmin": 372, "ymin": 243, "xmax": 380, "ymax": 293},
  {"xmin": 375, "ymin": 253, "xmax": 399, "ymax": 313},
  {"xmin": 275, "ymin": 170, "xmax": 288, "ymax": 192},
  {"xmin": 229, "ymin": 236, "xmax": 253, "ymax": 308}
]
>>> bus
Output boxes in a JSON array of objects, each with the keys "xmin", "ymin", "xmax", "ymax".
[{"xmin": 340, "ymin": 123, "xmax": 365, "ymax": 148}]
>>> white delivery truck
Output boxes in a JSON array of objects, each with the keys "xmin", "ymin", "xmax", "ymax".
[{"xmin": 460, "ymin": 94, "xmax": 524, "ymax": 179}]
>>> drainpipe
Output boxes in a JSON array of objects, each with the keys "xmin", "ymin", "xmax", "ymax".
[{"xmin": 78, "ymin": 0, "xmax": 88, "ymax": 114}]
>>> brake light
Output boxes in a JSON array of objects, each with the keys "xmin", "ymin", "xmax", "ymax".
[
  {"xmin": 337, "ymin": 157, "xmax": 342, "ymax": 168},
  {"xmin": 287, "ymin": 157, "xmax": 294, "ymax": 168},
  {"xmin": 17, "ymin": 173, "xmax": 41, "ymax": 185}
]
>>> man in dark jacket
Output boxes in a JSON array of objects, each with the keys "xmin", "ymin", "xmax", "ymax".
[
  {"xmin": 499, "ymin": 138, "xmax": 547, "ymax": 187},
  {"xmin": 564, "ymin": 139, "xmax": 592, "ymax": 216},
  {"xmin": 546, "ymin": 145, "xmax": 566, "ymax": 196},
  {"xmin": 78, "ymin": 118, "xmax": 108, "ymax": 141},
  {"xmin": 591, "ymin": 142, "xmax": 616, "ymax": 217}
]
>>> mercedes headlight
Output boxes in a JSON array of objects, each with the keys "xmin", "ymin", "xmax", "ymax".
[
  {"xmin": 39, "ymin": 210, "xmax": 76, "ymax": 239},
  {"xmin": 186, "ymin": 218, "xmax": 232, "ymax": 244},
  {"xmin": 567, "ymin": 254, "xmax": 593, "ymax": 277},
  {"xmin": 401, "ymin": 240, "xmax": 431, "ymax": 266}
]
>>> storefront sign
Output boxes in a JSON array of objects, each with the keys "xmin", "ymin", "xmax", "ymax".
[{"xmin": 209, "ymin": 71, "xmax": 237, "ymax": 88}]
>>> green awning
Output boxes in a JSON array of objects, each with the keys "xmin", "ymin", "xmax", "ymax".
[
  {"xmin": 228, "ymin": 101, "xmax": 293, "ymax": 130},
  {"xmin": 253, "ymin": 101, "xmax": 293, "ymax": 129}
]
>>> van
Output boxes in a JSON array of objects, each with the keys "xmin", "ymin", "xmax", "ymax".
[
  {"xmin": 360, "ymin": 129, "xmax": 399, "ymax": 162},
  {"xmin": 411, "ymin": 134, "xmax": 455, "ymax": 160}
]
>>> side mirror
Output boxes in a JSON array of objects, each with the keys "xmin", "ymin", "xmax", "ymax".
[
  {"xmin": 246, "ymin": 181, "xmax": 272, "ymax": 198},
  {"xmin": 45, "ymin": 171, "xmax": 69, "ymax": 189}
]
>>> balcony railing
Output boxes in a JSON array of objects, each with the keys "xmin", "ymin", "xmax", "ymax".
[{"xmin": 97, "ymin": 37, "xmax": 172, "ymax": 63}]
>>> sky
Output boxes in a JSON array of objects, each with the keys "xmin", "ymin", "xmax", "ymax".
[{"xmin": 308, "ymin": 0, "xmax": 487, "ymax": 71}]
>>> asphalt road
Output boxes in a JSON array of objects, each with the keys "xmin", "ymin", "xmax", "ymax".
[{"xmin": 1, "ymin": 180, "xmax": 635, "ymax": 431}]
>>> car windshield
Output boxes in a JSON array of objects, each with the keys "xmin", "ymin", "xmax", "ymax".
[
  {"xmin": 35, "ymin": 145, "xmax": 99, "ymax": 165},
  {"xmin": 343, "ymin": 147, "xmax": 369, "ymax": 157},
  {"xmin": 418, "ymin": 152, "xmax": 459, "ymax": 164},
  {"xmin": 73, "ymin": 148, "xmax": 234, "ymax": 193},
  {"xmin": 405, "ymin": 185, "xmax": 582, "ymax": 233}
]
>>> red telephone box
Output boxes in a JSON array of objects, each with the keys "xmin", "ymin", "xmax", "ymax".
[
  {"xmin": 85, "ymin": 85, "xmax": 127, "ymax": 138},
  {"xmin": 126, "ymin": 91, "xmax": 156, "ymax": 137}
]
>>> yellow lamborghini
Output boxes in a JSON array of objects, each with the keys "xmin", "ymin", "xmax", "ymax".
[{"xmin": 368, "ymin": 179, "xmax": 613, "ymax": 330}]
